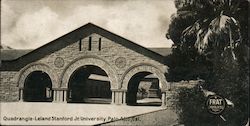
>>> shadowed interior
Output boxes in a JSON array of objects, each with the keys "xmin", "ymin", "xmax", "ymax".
[
  {"xmin": 126, "ymin": 72, "xmax": 162, "ymax": 106},
  {"xmin": 23, "ymin": 71, "xmax": 53, "ymax": 102},
  {"xmin": 67, "ymin": 65, "xmax": 111, "ymax": 104}
]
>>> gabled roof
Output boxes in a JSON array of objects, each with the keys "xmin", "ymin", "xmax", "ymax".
[
  {"xmin": 1, "ymin": 23, "xmax": 170, "ymax": 71},
  {"xmin": 0, "ymin": 48, "xmax": 171, "ymax": 61},
  {"xmin": 0, "ymin": 49, "xmax": 33, "ymax": 61}
]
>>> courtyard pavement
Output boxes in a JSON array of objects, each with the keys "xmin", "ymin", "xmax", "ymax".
[{"xmin": 0, "ymin": 102, "xmax": 164, "ymax": 125}]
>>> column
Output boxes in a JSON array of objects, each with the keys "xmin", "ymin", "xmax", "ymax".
[
  {"xmin": 53, "ymin": 89, "xmax": 57, "ymax": 102},
  {"xmin": 111, "ymin": 89, "xmax": 127, "ymax": 105},
  {"xmin": 122, "ymin": 91, "xmax": 126, "ymax": 105},
  {"xmin": 53, "ymin": 88, "xmax": 67, "ymax": 103},
  {"xmin": 57, "ymin": 90, "xmax": 60, "ymax": 102},
  {"xmin": 111, "ymin": 91, "xmax": 115, "ymax": 104},
  {"xmin": 161, "ymin": 92, "xmax": 166, "ymax": 107},
  {"xmin": 19, "ymin": 88, "xmax": 23, "ymax": 102},
  {"xmin": 63, "ymin": 90, "xmax": 67, "ymax": 103}
]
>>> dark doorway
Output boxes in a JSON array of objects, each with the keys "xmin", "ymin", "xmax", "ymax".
[
  {"xmin": 23, "ymin": 71, "xmax": 53, "ymax": 102},
  {"xmin": 126, "ymin": 72, "xmax": 162, "ymax": 106},
  {"xmin": 67, "ymin": 65, "xmax": 112, "ymax": 104}
]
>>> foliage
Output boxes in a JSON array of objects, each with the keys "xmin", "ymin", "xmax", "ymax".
[
  {"xmin": 137, "ymin": 88, "xmax": 148, "ymax": 99},
  {"xmin": 166, "ymin": 0, "xmax": 249, "ymax": 125},
  {"xmin": 175, "ymin": 87, "xmax": 218, "ymax": 126},
  {"xmin": 165, "ymin": 47, "xmax": 213, "ymax": 82}
]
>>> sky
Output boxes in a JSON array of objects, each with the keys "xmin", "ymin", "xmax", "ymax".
[{"xmin": 1, "ymin": 0, "xmax": 176, "ymax": 49}]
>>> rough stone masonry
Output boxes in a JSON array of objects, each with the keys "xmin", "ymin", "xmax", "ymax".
[{"xmin": 0, "ymin": 23, "xmax": 177, "ymax": 107}]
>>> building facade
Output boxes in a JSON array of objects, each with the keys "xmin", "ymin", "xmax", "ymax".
[{"xmin": 0, "ymin": 23, "xmax": 173, "ymax": 106}]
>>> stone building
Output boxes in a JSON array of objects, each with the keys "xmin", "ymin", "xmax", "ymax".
[{"xmin": 0, "ymin": 23, "xmax": 173, "ymax": 106}]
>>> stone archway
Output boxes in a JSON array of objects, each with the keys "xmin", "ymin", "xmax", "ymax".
[
  {"xmin": 60, "ymin": 56, "xmax": 119, "ymax": 103},
  {"xmin": 67, "ymin": 65, "xmax": 112, "ymax": 104},
  {"xmin": 18, "ymin": 63, "xmax": 58, "ymax": 88},
  {"xmin": 17, "ymin": 63, "xmax": 58, "ymax": 101},
  {"xmin": 121, "ymin": 63, "xmax": 169, "ymax": 106},
  {"xmin": 61, "ymin": 56, "xmax": 119, "ymax": 89},
  {"xmin": 23, "ymin": 71, "xmax": 53, "ymax": 102},
  {"xmin": 121, "ymin": 63, "xmax": 168, "ymax": 90}
]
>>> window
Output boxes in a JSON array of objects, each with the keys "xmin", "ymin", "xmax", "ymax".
[
  {"xmin": 88, "ymin": 37, "xmax": 92, "ymax": 51},
  {"xmin": 98, "ymin": 38, "xmax": 102, "ymax": 51},
  {"xmin": 79, "ymin": 39, "xmax": 82, "ymax": 51}
]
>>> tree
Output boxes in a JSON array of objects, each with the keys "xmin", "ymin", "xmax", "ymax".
[{"xmin": 167, "ymin": 0, "xmax": 249, "ymax": 125}]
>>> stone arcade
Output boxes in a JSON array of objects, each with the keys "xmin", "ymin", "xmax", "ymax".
[{"xmin": 0, "ymin": 23, "xmax": 173, "ymax": 106}]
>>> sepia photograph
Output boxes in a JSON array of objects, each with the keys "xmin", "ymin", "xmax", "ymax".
[{"xmin": 0, "ymin": 0, "xmax": 249, "ymax": 125}]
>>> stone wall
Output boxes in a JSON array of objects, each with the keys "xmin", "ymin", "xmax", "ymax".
[
  {"xmin": 171, "ymin": 80, "xmax": 199, "ymax": 90},
  {"xmin": 166, "ymin": 80, "xmax": 200, "ymax": 108},
  {"xmin": 25, "ymin": 33, "xmax": 167, "ymax": 89},
  {"xmin": 0, "ymin": 33, "xmax": 168, "ymax": 104},
  {"xmin": 0, "ymin": 71, "xmax": 19, "ymax": 102}
]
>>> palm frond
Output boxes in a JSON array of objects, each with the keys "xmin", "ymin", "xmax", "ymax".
[
  {"xmin": 195, "ymin": 29, "xmax": 211, "ymax": 53},
  {"xmin": 194, "ymin": 14, "xmax": 241, "ymax": 60}
]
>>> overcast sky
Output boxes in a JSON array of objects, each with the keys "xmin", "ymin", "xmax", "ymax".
[{"xmin": 1, "ymin": 0, "xmax": 176, "ymax": 49}]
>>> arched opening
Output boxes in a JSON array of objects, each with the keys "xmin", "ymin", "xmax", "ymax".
[
  {"xmin": 67, "ymin": 65, "xmax": 112, "ymax": 104},
  {"xmin": 23, "ymin": 71, "xmax": 53, "ymax": 102},
  {"xmin": 126, "ymin": 72, "xmax": 162, "ymax": 106}
]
